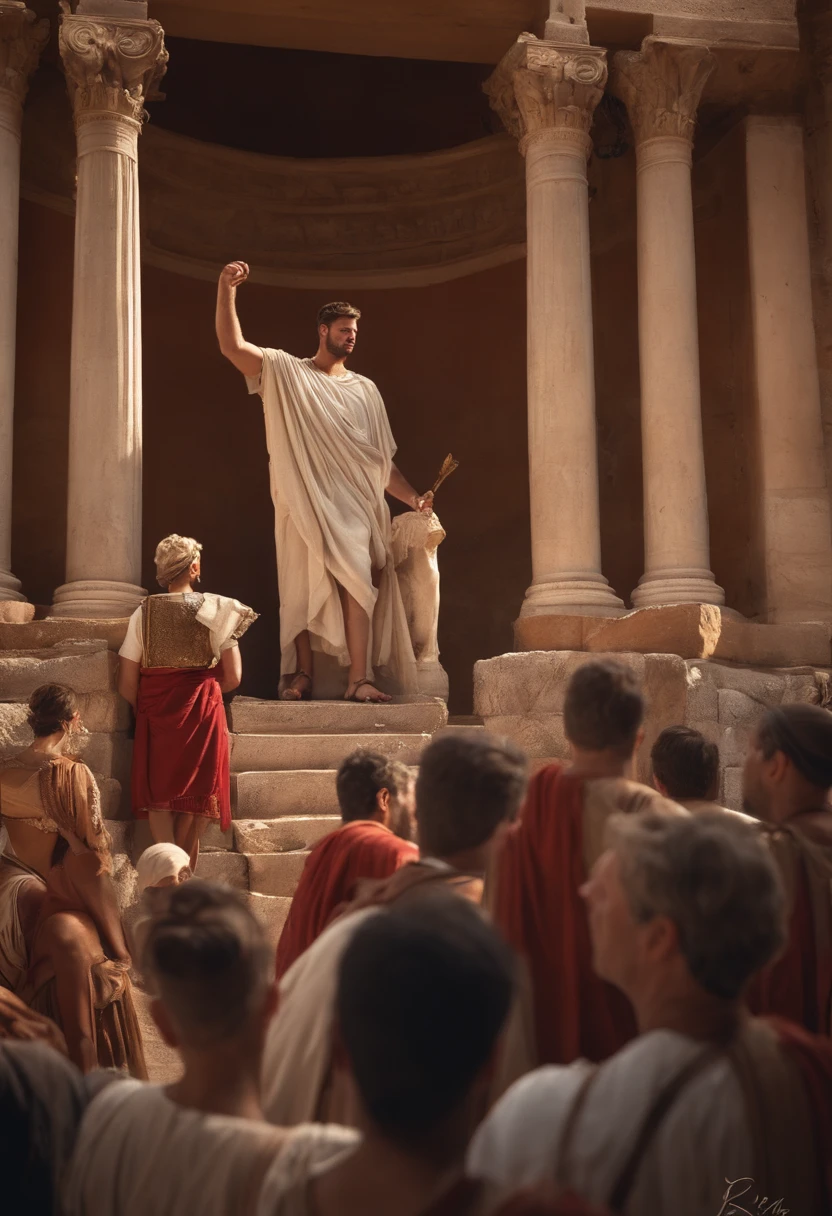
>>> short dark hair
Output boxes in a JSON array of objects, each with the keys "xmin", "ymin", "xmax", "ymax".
[
  {"xmin": 28, "ymin": 684, "xmax": 78, "ymax": 738},
  {"xmin": 563, "ymin": 659, "xmax": 644, "ymax": 757},
  {"xmin": 336, "ymin": 750, "xmax": 411, "ymax": 823},
  {"xmin": 336, "ymin": 893, "xmax": 515, "ymax": 1144},
  {"xmin": 415, "ymin": 733, "xmax": 527, "ymax": 858},
  {"xmin": 317, "ymin": 301, "xmax": 361, "ymax": 329},
  {"xmin": 757, "ymin": 704, "xmax": 832, "ymax": 789},
  {"xmin": 141, "ymin": 880, "xmax": 272, "ymax": 1046},
  {"xmin": 651, "ymin": 726, "xmax": 719, "ymax": 801}
]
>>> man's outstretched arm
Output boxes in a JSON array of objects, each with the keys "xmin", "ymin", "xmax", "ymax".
[{"xmin": 215, "ymin": 261, "xmax": 264, "ymax": 378}]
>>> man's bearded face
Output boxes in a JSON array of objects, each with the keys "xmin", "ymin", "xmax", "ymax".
[{"xmin": 325, "ymin": 318, "xmax": 358, "ymax": 359}]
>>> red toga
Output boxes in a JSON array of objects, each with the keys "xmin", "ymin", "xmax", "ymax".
[
  {"xmin": 275, "ymin": 820, "xmax": 417, "ymax": 978},
  {"xmin": 132, "ymin": 668, "xmax": 231, "ymax": 831},
  {"xmin": 492, "ymin": 764, "xmax": 639, "ymax": 1066}
]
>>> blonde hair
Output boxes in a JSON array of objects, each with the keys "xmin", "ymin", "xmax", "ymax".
[{"xmin": 154, "ymin": 534, "xmax": 202, "ymax": 589}]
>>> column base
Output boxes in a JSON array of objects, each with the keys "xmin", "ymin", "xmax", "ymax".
[
  {"xmin": 0, "ymin": 569, "xmax": 26, "ymax": 602},
  {"xmin": 51, "ymin": 579, "xmax": 146, "ymax": 618},
  {"xmin": 520, "ymin": 574, "xmax": 626, "ymax": 619},
  {"xmin": 631, "ymin": 568, "xmax": 725, "ymax": 609}
]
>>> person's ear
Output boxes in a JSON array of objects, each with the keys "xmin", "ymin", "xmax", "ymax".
[
  {"xmin": 150, "ymin": 998, "xmax": 180, "ymax": 1049},
  {"xmin": 769, "ymin": 750, "xmax": 791, "ymax": 786},
  {"xmin": 642, "ymin": 914, "xmax": 678, "ymax": 964},
  {"xmin": 376, "ymin": 787, "xmax": 391, "ymax": 826}
]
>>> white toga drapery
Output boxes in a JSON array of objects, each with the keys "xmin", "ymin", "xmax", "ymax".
[{"xmin": 246, "ymin": 349, "xmax": 417, "ymax": 691}]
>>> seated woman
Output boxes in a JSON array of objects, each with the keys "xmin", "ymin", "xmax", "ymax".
[
  {"xmin": 118, "ymin": 534, "xmax": 257, "ymax": 869},
  {"xmin": 0, "ymin": 685, "xmax": 146, "ymax": 1075}
]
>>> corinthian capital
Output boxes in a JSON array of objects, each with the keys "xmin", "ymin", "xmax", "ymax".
[
  {"xmin": 485, "ymin": 34, "xmax": 607, "ymax": 153},
  {"xmin": 611, "ymin": 37, "xmax": 715, "ymax": 145},
  {"xmin": 58, "ymin": 2, "xmax": 167, "ymax": 128},
  {"xmin": 0, "ymin": 3, "xmax": 49, "ymax": 109}
]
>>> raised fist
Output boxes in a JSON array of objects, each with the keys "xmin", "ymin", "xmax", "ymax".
[{"xmin": 220, "ymin": 261, "xmax": 250, "ymax": 288}]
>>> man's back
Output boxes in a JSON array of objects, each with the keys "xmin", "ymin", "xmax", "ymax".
[
  {"xmin": 493, "ymin": 764, "xmax": 679, "ymax": 1065},
  {"xmin": 275, "ymin": 820, "xmax": 417, "ymax": 978},
  {"xmin": 469, "ymin": 1018, "xmax": 830, "ymax": 1216},
  {"xmin": 64, "ymin": 1080, "xmax": 288, "ymax": 1216}
]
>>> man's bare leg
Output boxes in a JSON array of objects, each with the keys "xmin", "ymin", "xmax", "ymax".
[
  {"xmin": 148, "ymin": 808, "xmax": 176, "ymax": 844},
  {"xmin": 280, "ymin": 629, "xmax": 313, "ymax": 701},
  {"xmin": 174, "ymin": 813, "xmax": 207, "ymax": 870},
  {"xmin": 340, "ymin": 584, "xmax": 391, "ymax": 703}
]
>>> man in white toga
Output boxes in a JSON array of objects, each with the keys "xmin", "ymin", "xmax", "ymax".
[{"xmin": 215, "ymin": 261, "xmax": 431, "ymax": 704}]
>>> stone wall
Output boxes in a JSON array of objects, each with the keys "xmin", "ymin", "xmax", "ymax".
[{"xmin": 474, "ymin": 649, "xmax": 830, "ymax": 808}]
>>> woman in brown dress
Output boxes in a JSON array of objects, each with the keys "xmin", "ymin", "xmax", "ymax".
[{"xmin": 0, "ymin": 684, "xmax": 146, "ymax": 1075}]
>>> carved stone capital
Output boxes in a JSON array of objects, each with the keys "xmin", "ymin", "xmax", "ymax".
[
  {"xmin": 611, "ymin": 37, "xmax": 715, "ymax": 146},
  {"xmin": 0, "ymin": 3, "xmax": 48, "ymax": 113},
  {"xmin": 58, "ymin": 3, "xmax": 167, "ymax": 129},
  {"xmin": 485, "ymin": 34, "xmax": 607, "ymax": 154}
]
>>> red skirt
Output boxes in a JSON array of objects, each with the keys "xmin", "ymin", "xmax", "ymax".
[{"xmin": 132, "ymin": 668, "xmax": 231, "ymax": 830}]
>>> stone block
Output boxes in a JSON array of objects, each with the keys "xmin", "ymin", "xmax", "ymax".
[
  {"xmin": 585, "ymin": 604, "xmax": 722, "ymax": 660},
  {"xmin": 0, "ymin": 602, "xmax": 35, "ymax": 624},
  {"xmin": 195, "ymin": 851, "xmax": 248, "ymax": 889},
  {"xmin": 234, "ymin": 770, "xmax": 339, "ymax": 820},
  {"xmin": 247, "ymin": 850, "xmax": 309, "ymax": 897},
  {"xmin": 481, "ymin": 714, "xmax": 567, "ymax": 760},
  {"xmin": 638, "ymin": 654, "xmax": 690, "ymax": 784},
  {"xmin": 475, "ymin": 651, "xmax": 630, "ymax": 718},
  {"xmin": 0, "ymin": 642, "xmax": 116, "ymax": 699},
  {"xmin": 231, "ymin": 732, "xmax": 429, "ymax": 773},
  {"xmin": 717, "ymin": 689, "xmax": 769, "ymax": 730},
  {"xmin": 201, "ymin": 823, "xmax": 234, "ymax": 852},
  {"xmin": 717, "ymin": 726, "xmax": 752, "ymax": 769},
  {"xmin": 77, "ymin": 730, "xmax": 131, "ymax": 781},
  {"xmin": 781, "ymin": 670, "xmax": 828, "ymax": 706},
  {"xmin": 513, "ymin": 615, "xmax": 587, "ymax": 653},
  {"xmin": 722, "ymin": 767, "xmax": 744, "ymax": 812},
  {"xmin": 244, "ymin": 892, "xmax": 292, "ymax": 949},
  {"xmin": 684, "ymin": 663, "xmax": 719, "ymax": 721},
  {"xmin": 228, "ymin": 696, "xmax": 447, "ymax": 736},
  {"xmin": 704, "ymin": 664, "xmax": 787, "ymax": 706},
  {"xmin": 0, "ymin": 619, "xmax": 129, "ymax": 653},
  {"xmin": 76, "ymin": 692, "xmax": 132, "ymax": 733},
  {"xmin": 98, "ymin": 777, "xmax": 126, "ymax": 820},
  {"xmin": 713, "ymin": 619, "xmax": 831, "ymax": 668},
  {"xmin": 0, "ymin": 702, "xmax": 29, "ymax": 759},
  {"xmin": 233, "ymin": 816, "xmax": 340, "ymax": 855}
]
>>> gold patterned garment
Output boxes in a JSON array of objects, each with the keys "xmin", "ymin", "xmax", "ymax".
[{"xmin": 142, "ymin": 594, "xmax": 216, "ymax": 669}]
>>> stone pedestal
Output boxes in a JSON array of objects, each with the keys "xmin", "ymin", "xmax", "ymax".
[
  {"xmin": 612, "ymin": 38, "xmax": 724, "ymax": 609},
  {"xmin": 0, "ymin": 4, "xmax": 47, "ymax": 602},
  {"xmin": 745, "ymin": 115, "xmax": 832, "ymax": 624},
  {"xmin": 486, "ymin": 36, "xmax": 624, "ymax": 619},
  {"xmin": 52, "ymin": 11, "xmax": 167, "ymax": 618}
]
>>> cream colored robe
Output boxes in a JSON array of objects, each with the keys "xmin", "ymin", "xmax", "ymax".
[{"xmin": 247, "ymin": 350, "xmax": 416, "ymax": 691}]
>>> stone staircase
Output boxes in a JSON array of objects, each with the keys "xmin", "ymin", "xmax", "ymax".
[{"xmin": 195, "ymin": 696, "xmax": 453, "ymax": 944}]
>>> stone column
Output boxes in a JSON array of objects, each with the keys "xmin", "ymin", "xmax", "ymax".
[
  {"xmin": 486, "ymin": 35, "xmax": 624, "ymax": 617},
  {"xmin": 0, "ymin": 3, "xmax": 47, "ymax": 602},
  {"xmin": 745, "ymin": 115, "xmax": 832, "ymax": 623},
  {"xmin": 52, "ymin": 7, "xmax": 167, "ymax": 618},
  {"xmin": 612, "ymin": 38, "xmax": 724, "ymax": 609}
]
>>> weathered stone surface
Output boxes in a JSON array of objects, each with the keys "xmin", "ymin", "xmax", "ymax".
[
  {"xmin": 76, "ymin": 692, "xmax": 131, "ymax": 732},
  {"xmin": 0, "ymin": 602, "xmax": 35, "ymax": 624},
  {"xmin": 513, "ymin": 615, "xmax": 587, "ymax": 653},
  {"xmin": 722, "ymin": 767, "xmax": 744, "ymax": 811},
  {"xmin": 231, "ymin": 732, "xmax": 429, "ymax": 773},
  {"xmin": 475, "ymin": 651, "xmax": 629, "ymax": 718},
  {"xmin": 76, "ymin": 731, "xmax": 132, "ymax": 786},
  {"xmin": 234, "ymin": 770, "xmax": 339, "ymax": 820},
  {"xmin": 98, "ymin": 777, "xmax": 125, "ymax": 820},
  {"xmin": 588, "ymin": 605, "xmax": 722, "ymax": 660},
  {"xmin": 233, "ymin": 816, "xmax": 340, "ymax": 855},
  {"xmin": 480, "ymin": 714, "xmax": 567, "ymax": 760},
  {"xmin": 717, "ymin": 688, "xmax": 768, "ymax": 729},
  {"xmin": 684, "ymin": 664, "xmax": 719, "ymax": 720},
  {"xmin": 0, "ymin": 619, "xmax": 129, "ymax": 652},
  {"xmin": 714, "ymin": 618, "xmax": 831, "ymax": 667},
  {"xmin": 247, "ymin": 850, "xmax": 310, "ymax": 897},
  {"xmin": 0, "ymin": 702, "xmax": 28, "ymax": 758},
  {"xmin": 244, "ymin": 892, "xmax": 292, "ymax": 949},
  {"xmin": 0, "ymin": 642, "xmax": 116, "ymax": 698},
  {"xmin": 228, "ymin": 696, "xmax": 447, "ymax": 736},
  {"xmin": 638, "ymin": 653, "xmax": 690, "ymax": 783},
  {"xmin": 195, "ymin": 851, "xmax": 248, "ymax": 889},
  {"xmin": 201, "ymin": 823, "xmax": 234, "ymax": 852}
]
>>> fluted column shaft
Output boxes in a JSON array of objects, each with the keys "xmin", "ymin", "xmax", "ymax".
[
  {"xmin": 487, "ymin": 36, "xmax": 624, "ymax": 617},
  {"xmin": 52, "ymin": 11, "xmax": 166, "ymax": 618},
  {"xmin": 0, "ymin": 3, "xmax": 47, "ymax": 602},
  {"xmin": 613, "ymin": 38, "xmax": 724, "ymax": 608}
]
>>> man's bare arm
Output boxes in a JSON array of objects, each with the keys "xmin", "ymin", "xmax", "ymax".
[
  {"xmin": 387, "ymin": 463, "xmax": 433, "ymax": 514},
  {"xmin": 216, "ymin": 261, "xmax": 264, "ymax": 378}
]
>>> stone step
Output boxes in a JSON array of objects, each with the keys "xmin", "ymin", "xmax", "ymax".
[
  {"xmin": 0, "ymin": 641, "xmax": 116, "ymax": 699},
  {"xmin": 437, "ymin": 723, "xmax": 487, "ymax": 738},
  {"xmin": 195, "ymin": 851, "xmax": 248, "ymax": 889},
  {"xmin": 228, "ymin": 696, "xmax": 447, "ymax": 736},
  {"xmin": 230, "ymin": 732, "xmax": 429, "ymax": 773},
  {"xmin": 233, "ymin": 816, "xmax": 339, "ymax": 855},
  {"xmin": 245, "ymin": 892, "xmax": 292, "ymax": 949},
  {"xmin": 234, "ymin": 770, "xmax": 337, "ymax": 819},
  {"xmin": 247, "ymin": 850, "xmax": 310, "ymax": 897}
]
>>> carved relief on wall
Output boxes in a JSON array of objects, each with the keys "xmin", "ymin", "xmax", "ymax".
[{"xmin": 21, "ymin": 69, "xmax": 526, "ymax": 288}]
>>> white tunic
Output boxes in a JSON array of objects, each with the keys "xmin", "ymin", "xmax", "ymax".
[{"xmin": 246, "ymin": 349, "xmax": 416, "ymax": 691}]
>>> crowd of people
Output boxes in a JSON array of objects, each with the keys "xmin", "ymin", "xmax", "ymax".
[{"xmin": 2, "ymin": 635, "xmax": 832, "ymax": 1212}]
